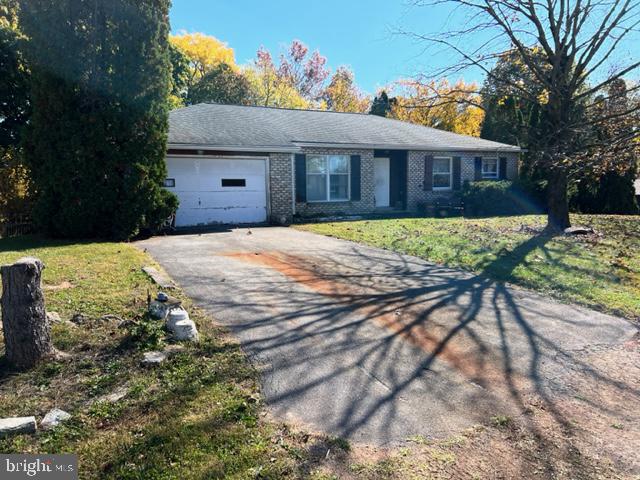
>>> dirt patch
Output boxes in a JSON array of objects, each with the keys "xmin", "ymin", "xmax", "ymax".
[
  {"xmin": 43, "ymin": 281, "xmax": 74, "ymax": 291},
  {"xmin": 552, "ymin": 341, "xmax": 640, "ymax": 473},
  {"xmin": 276, "ymin": 410, "xmax": 634, "ymax": 480}
]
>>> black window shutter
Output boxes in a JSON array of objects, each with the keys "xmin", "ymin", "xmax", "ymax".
[
  {"xmin": 350, "ymin": 155, "xmax": 361, "ymax": 201},
  {"xmin": 424, "ymin": 155, "xmax": 433, "ymax": 191},
  {"xmin": 295, "ymin": 154, "xmax": 306, "ymax": 202},
  {"xmin": 452, "ymin": 156, "xmax": 462, "ymax": 190},
  {"xmin": 499, "ymin": 157, "xmax": 507, "ymax": 180},
  {"xmin": 474, "ymin": 157, "xmax": 483, "ymax": 181}
]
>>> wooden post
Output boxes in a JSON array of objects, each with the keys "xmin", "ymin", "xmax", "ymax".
[{"xmin": 1, "ymin": 257, "xmax": 53, "ymax": 370}]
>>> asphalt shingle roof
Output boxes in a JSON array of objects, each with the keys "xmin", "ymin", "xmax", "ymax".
[{"xmin": 168, "ymin": 103, "xmax": 521, "ymax": 152}]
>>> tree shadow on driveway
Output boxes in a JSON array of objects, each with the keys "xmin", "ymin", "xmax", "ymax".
[{"xmin": 140, "ymin": 229, "xmax": 639, "ymax": 477}]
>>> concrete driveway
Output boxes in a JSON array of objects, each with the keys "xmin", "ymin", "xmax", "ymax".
[{"xmin": 137, "ymin": 227, "xmax": 637, "ymax": 447}]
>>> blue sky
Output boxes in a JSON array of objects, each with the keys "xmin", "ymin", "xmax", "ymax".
[
  {"xmin": 169, "ymin": 0, "xmax": 466, "ymax": 95},
  {"xmin": 170, "ymin": 1, "xmax": 640, "ymax": 94}
]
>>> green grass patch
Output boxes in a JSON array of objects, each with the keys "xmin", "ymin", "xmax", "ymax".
[
  {"xmin": 0, "ymin": 237, "xmax": 305, "ymax": 479},
  {"xmin": 296, "ymin": 214, "xmax": 640, "ymax": 320}
]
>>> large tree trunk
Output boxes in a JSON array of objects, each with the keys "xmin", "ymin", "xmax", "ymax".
[
  {"xmin": 1, "ymin": 257, "xmax": 53, "ymax": 370},
  {"xmin": 546, "ymin": 169, "xmax": 571, "ymax": 231},
  {"xmin": 543, "ymin": 90, "xmax": 572, "ymax": 232}
]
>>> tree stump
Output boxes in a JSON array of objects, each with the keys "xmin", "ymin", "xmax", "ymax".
[{"xmin": 1, "ymin": 257, "xmax": 53, "ymax": 370}]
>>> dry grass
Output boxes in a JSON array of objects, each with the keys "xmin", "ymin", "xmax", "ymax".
[{"xmin": 0, "ymin": 237, "xmax": 305, "ymax": 478}]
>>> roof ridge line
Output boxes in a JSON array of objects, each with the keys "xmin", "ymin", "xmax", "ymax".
[
  {"xmin": 192, "ymin": 102, "xmax": 372, "ymax": 116},
  {"xmin": 181, "ymin": 103, "xmax": 512, "ymax": 145}
]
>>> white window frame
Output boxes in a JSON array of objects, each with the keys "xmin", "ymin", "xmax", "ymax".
[
  {"xmin": 482, "ymin": 157, "xmax": 499, "ymax": 179},
  {"xmin": 432, "ymin": 156, "xmax": 453, "ymax": 191},
  {"xmin": 306, "ymin": 155, "xmax": 350, "ymax": 202}
]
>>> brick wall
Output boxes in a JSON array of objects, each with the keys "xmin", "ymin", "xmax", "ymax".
[
  {"xmin": 406, "ymin": 150, "xmax": 519, "ymax": 210},
  {"xmin": 268, "ymin": 152, "xmax": 294, "ymax": 223},
  {"xmin": 267, "ymin": 148, "xmax": 519, "ymax": 221}
]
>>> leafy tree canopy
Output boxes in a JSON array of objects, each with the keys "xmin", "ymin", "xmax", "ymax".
[
  {"xmin": 187, "ymin": 62, "xmax": 251, "ymax": 106},
  {"xmin": 244, "ymin": 46, "xmax": 310, "ymax": 109},
  {"xmin": 0, "ymin": 0, "xmax": 31, "ymax": 220},
  {"xmin": 390, "ymin": 79, "xmax": 484, "ymax": 137},
  {"xmin": 170, "ymin": 31, "xmax": 235, "ymax": 86},
  {"xmin": 479, "ymin": 48, "xmax": 547, "ymax": 149},
  {"xmin": 322, "ymin": 66, "xmax": 370, "ymax": 113},
  {"xmin": 369, "ymin": 90, "xmax": 397, "ymax": 117},
  {"xmin": 276, "ymin": 40, "xmax": 329, "ymax": 102},
  {"xmin": 168, "ymin": 42, "xmax": 191, "ymax": 108}
]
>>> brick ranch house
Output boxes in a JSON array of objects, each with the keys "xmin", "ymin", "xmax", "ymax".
[{"xmin": 165, "ymin": 103, "xmax": 521, "ymax": 227}]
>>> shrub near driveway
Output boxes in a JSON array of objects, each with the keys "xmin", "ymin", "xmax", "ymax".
[{"xmin": 296, "ymin": 214, "xmax": 640, "ymax": 321}]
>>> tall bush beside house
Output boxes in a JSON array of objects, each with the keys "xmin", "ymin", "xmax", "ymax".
[{"xmin": 19, "ymin": 0, "xmax": 177, "ymax": 239}]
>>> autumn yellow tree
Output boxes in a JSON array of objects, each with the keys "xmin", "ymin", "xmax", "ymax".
[
  {"xmin": 390, "ymin": 79, "xmax": 484, "ymax": 136},
  {"xmin": 323, "ymin": 67, "xmax": 370, "ymax": 113},
  {"xmin": 170, "ymin": 32, "xmax": 236, "ymax": 90},
  {"xmin": 244, "ymin": 46, "xmax": 310, "ymax": 109}
]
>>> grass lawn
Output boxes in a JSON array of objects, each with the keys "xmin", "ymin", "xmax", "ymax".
[
  {"xmin": 296, "ymin": 214, "xmax": 640, "ymax": 321},
  {"xmin": 0, "ymin": 237, "xmax": 336, "ymax": 479}
]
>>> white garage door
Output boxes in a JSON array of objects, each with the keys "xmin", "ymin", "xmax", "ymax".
[{"xmin": 165, "ymin": 156, "xmax": 268, "ymax": 227}]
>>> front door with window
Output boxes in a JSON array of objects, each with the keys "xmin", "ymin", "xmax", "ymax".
[{"xmin": 374, "ymin": 157, "xmax": 390, "ymax": 207}]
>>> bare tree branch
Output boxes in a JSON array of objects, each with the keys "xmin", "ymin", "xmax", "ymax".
[{"xmin": 401, "ymin": 0, "xmax": 640, "ymax": 229}]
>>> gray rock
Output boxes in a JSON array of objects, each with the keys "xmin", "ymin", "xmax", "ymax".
[
  {"xmin": 166, "ymin": 307, "xmax": 190, "ymax": 330},
  {"xmin": 141, "ymin": 351, "xmax": 169, "ymax": 365},
  {"xmin": 102, "ymin": 386, "xmax": 128, "ymax": 403},
  {"xmin": 41, "ymin": 409, "xmax": 71, "ymax": 430},
  {"xmin": 0, "ymin": 417, "xmax": 37, "ymax": 437},
  {"xmin": 46, "ymin": 311, "xmax": 62, "ymax": 323},
  {"xmin": 172, "ymin": 319, "xmax": 199, "ymax": 342},
  {"xmin": 142, "ymin": 266, "xmax": 176, "ymax": 289}
]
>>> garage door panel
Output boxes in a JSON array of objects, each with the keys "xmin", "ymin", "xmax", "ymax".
[
  {"xmin": 178, "ymin": 205, "xmax": 266, "ymax": 226},
  {"xmin": 166, "ymin": 156, "xmax": 268, "ymax": 227},
  {"xmin": 196, "ymin": 158, "xmax": 265, "ymax": 175}
]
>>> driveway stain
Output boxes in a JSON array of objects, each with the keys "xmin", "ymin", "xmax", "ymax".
[
  {"xmin": 224, "ymin": 250, "xmax": 514, "ymax": 389},
  {"xmin": 139, "ymin": 227, "xmax": 639, "ymax": 463},
  {"xmin": 223, "ymin": 251, "xmax": 343, "ymax": 296}
]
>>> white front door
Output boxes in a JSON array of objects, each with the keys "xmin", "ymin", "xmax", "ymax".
[
  {"xmin": 165, "ymin": 156, "xmax": 268, "ymax": 227},
  {"xmin": 374, "ymin": 157, "xmax": 390, "ymax": 207}
]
